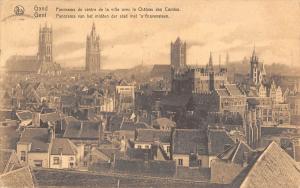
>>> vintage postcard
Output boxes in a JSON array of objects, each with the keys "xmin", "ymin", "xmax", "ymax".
[{"xmin": 0, "ymin": 0, "xmax": 299, "ymax": 187}]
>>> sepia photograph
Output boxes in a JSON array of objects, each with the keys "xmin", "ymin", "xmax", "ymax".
[{"xmin": 0, "ymin": 0, "xmax": 299, "ymax": 187}]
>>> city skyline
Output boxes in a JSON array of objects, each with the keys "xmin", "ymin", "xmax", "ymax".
[{"xmin": 0, "ymin": 0, "xmax": 299, "ymax": 69}]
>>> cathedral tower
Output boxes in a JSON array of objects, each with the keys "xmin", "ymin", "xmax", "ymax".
[
  {"xmin": 38, "ymin": 23, "xmax": 53, "ymax": 63},
  {"xmin": 171, "ymin": 37, "xmax": 187, "ymax": 71},
  {"xmin": 86, "ymin": 23, "xmax": 101, "ymax": 73}
]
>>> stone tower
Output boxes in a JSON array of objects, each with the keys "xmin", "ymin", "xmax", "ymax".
[
  {"xmin": 207, "ymin": 52, "xmax": 215, "ymax": 91},
  {"xmin": 38, "ymin": 23, "xmax": 53, "ymax": 63},
  {"xmin": 250, "ymin": 47, "xmax": 259, "ymax": 85},
  {"xmin": 86, "ymin": 23, "xmax": 101, "ymax": 73},
  {"xmin": 171, "ymin": 37, "xmax": 186, "ymax": 71}
]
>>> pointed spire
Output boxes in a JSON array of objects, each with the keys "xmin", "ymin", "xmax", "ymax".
[
  {"xmin": 92, "ymin": 22, "xmax": 95, "ymax": 30},
  {"xmin": 209, "ymin": 52, "xmax": 213, "ymax": 66},
  {"xmin": 226, "ymin": 51, "xmax": 229, "ymax": 65},
  {"xmin": 219, "ymin": 54, "xmax": 221, "ymax": 68}
]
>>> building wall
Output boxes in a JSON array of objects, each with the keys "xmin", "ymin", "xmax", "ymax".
[
  {"xmin": 28, "ymin": 152, "xmax": 49, "ymax": 168},
  {"xmin": 134, "ymin": 143, "xmax": 152, "ymax": 149},
  {"xmin": 198, "ymin": 155, "xmax": 210, "ymax": 168},
  {"xmin": 17, "ymin": 143, "xmax": 30, "ymax": 164},
  {"xmin": 50, "ymin": 154, "xmax": 76, "ymax": 169},
  {"xmin": 173, "ymin": 154, "xmax": 189, "ymax": 167}
]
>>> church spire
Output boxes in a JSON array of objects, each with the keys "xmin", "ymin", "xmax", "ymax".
[
  {"xmin": 209, "ymin": 52, "xmax": 213, "ymax": 67},
  {"xmin": 226, "ymin": 51, "xmax": 229, "ymax": 65},
  {"xmin": 207, "ymin": 52, "xmax": 214, "ymax": 72}
]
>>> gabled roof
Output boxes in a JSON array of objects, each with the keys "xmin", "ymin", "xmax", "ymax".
[
  {"xmin": 0, "ymin": 149, "xmax": 23, "ymax": 175},
  {"xmin": 19, "ymin": 128, "xmax": 51, "ymax": 152},
  {"xmin": 172, "ymin": 129, "xmax": 208, "ymax": 155},
  {"xmin": 231, "ymin": 141, "xmax": 300, "ymax": 188},
  {"xmin": 63, "ymin": 120, "xmax": 100, "ymax": 140},
  {"xmin": 0, "ymin": 166, "xmax": 34, "ymax": 188},
  {"xmin": 50, "ymin": 138, "xmax": 77, "ymax": 155},
  {"xmin": 218, "ymin": 141, "xmax": 254, "ymax": 165}
]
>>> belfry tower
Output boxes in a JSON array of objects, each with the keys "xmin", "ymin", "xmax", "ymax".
[
  {"xmin": 86, "ymin": 23, "xmax": 101, "ymax": 73},
  {"xmin": 38, "ymin": 23, "xmax": 53, "ymax": 63}
]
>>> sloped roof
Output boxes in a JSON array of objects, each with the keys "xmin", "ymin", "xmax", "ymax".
[
  {"xmin": 151, "ymin": 64, "xmax": 171, "ymax": 77},
  {"xmin": 0, "ymin": 110, "xmax": 13, "ymax": 121},
  {"xmin": 63, "ymin": 120, "xmax": 100, "ymax": 140},
  {"xmin": 40, "ymin": 112, "xmax": 62, "ymax": 123},
  {"xmin": 16, "ymin": 111, "xmax": 33, "ymax": 121},
  {"xmin": 19, "ymin": 128, "xmax": 51, "ymax": 152},
  {"xmin": 172, "ymin": 129, "xmax": 208, "ymax": 155},
  {"xmin": 216, "ymin": 89, "xmax": 230, "ymax": 97},
  {"xmin": 152, "ymin": 118, "xmax": 176, "ymax": 129},
  {"xmin": 0, "ymin": 166, "xmax": 34, "ymax": 188},
  {"xmin": 0, "ymin": 149, "xmax": 23, "ymax": 175},
  {"xmin": 231, "ymin": 141, "xmax": 300, "ymax": 188},
  {"xmin": 225, "ymin": 84, "xmax": 244, "ymax": 96},
  {"xmin": 5, "ymin": 55, "xmax": 39, "ymax": 73},
  {"xmin": 208, "ymin": 128, "xmax": 235, "ymax": 155},
  {"xmin": 120, "ymin": 121, "xmax": 149, "ymax": 131},
  {"xmin": 50, "ymin": 138, "xmax": 77, "ymax": 155},
  {"xmin": 218, "ymin": 141, "xmax": 255, "ymax": 165},
  {"xmin": 135, "ymin": 129, "xmax": 171, "ymax": 143}
]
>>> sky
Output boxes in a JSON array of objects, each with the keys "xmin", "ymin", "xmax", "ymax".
[{"xmin": 0, "ymin": 0, "xmax": 300, "ymax": 69}]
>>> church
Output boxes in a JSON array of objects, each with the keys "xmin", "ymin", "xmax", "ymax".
[
  {"xmin": 85, "ymin": 23, "xmax": 101, "ymax": 73},
  {"xmin": 6, "ymin": 23, "xmax": 61, "ymax": 76}
]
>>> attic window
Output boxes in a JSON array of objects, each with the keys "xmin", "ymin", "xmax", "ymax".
[{"xmin": 36, "ymin": 148, "xmax": 41, "ymax": 151}]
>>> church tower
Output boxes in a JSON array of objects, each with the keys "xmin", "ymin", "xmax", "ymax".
[
  {"xmin": 250, "ymin": 47, "xmax": 259, "ymax": 85},
  {"xmin": 86, "ymin": 23, "xmax": 101, "ymax": 73},
  {"xmin": 171, "ymin": 37, "xmax": 187, "ymax": 71},
  {"xmin": 207, "ymin": 52, "xmax": 215, "ymax": 91},
  {"xmin": 38, "ymin": 23, "xmax": 53, "ymax": 63}
]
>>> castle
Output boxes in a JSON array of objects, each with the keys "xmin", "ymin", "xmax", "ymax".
[
  {"xmin": 85, "ymin": 23, "xmax": 101, "ymax": 73},
  {"xmin": 171, "ymin": 52, "xmax": 228, "ymax": 94}
]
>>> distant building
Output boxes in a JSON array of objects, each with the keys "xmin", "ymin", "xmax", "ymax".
[
  {"xmin": 171, "ymin": 53, "xmax": 228, "ymax": 94},
  {"xmin": 171, "ymin": 37, "xmax": 187, "ymax": 71},
  {"xmin": 17, "ymin": 128, "xmax": 53, "ymax": 168},
  {"xmin": 115, "ymin": 82, "xmax": 135, "ymax": 112},
  {"xmin": 86, "ymin": 23, "xmax": 101, "ymax": 73},
  {"xmin": 171, "ymin": 128, "xmax": 235, "ymax": 168},
  {"xmin": 49, "ymin": 138, "xmax": 78, "ymax": 169},
  {"xmin": 249, "ymin": 47, "xmax": 266, "ymax": 86},
  {"xmin": 6, "ymin": 23, "xmax": 61, "ymax": 76}
]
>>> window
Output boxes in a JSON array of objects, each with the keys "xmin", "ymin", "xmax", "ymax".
[
  {"xmin": 166, "ymin": 146, "xmax": 170, "ymax": 153},
  {"xmin": 20, "ymin": 151, "xmax": 26, "ymax": 161},
  {"xmin": 34, "ymin": 160, "xmax": 43, "ymax": 167},
  {"xmin": 198, "ymin": 160, "xmax": 202, "ymax": 166},
  {"xmin": 178, "ymin": 159, "xmax": 183, "ymax": 166},
  {"xmin": 53, "ymin": 157, "xmax": 60, "ymax": 165},
  {"xmin": 70, "ymin": 157, "xmax": 74, "ymax": 161},
  {"xmin": 145, "ymin": 145, "xmax": 149, "ymax": 149},
  {"xmin": 138, "ymin": 145, "xmax": 142, "ymax": 149}
]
